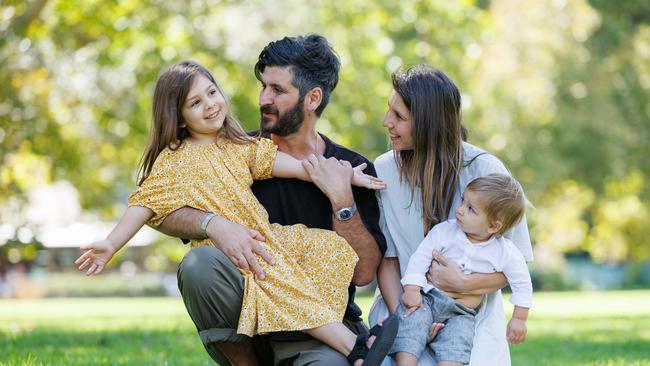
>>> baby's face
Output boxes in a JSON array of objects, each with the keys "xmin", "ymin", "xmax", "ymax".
[{"xmin": 455, "ymin": 189, "xmax": 493, "ymax": 242}]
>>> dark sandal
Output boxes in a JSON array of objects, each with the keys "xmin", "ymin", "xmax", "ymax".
[{"xmin": 347, "ymin": 314, "xmax": 399, "ymax": 366}]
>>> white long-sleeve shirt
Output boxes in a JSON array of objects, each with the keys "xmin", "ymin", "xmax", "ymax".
[{"xmin": 402, "ymin": 220, "xmax": 533, "ymax": 308}]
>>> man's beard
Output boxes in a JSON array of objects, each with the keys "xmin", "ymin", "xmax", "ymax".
[{"xmin": 260, "ymin": 95, "xmax": 305, "ymax": 136}]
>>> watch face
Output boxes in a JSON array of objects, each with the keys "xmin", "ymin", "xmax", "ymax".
[{"xmin": 339, "ymin": 209, "xmax": 352, "ymax": 220}]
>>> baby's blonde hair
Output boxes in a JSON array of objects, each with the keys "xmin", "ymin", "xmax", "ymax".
[{"xmin": 465, "ymin": 173, "xmax": 527, "ymax": 236}]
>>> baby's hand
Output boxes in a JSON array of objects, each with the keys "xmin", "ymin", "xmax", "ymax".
[
  {"xmin": 507, "ymin": 318, "xmax": 527, "ymax": 344},
  {"xmin": 351, "ymin": 162, "xmax": 387, "ymax": 190},
  {"xmin": 401, "ymin": 288, "xmax": 423, "ymax": 317},
  {"xmin": 74, "ymin": 240, "xmax": 117, "ymax": 276}
]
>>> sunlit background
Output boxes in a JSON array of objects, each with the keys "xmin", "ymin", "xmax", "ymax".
[
  {"xmin": 1, "ymin": 0, "xmax": 649, "ymax": 297},
  {"xmin": 2, "ymin": 1, "xmax": 650, "ymax": 365}
]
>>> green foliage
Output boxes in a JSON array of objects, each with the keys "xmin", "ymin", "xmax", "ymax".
[{"xmin": 1, "ymin": 0, "xmax": 649, "ymax": 263}]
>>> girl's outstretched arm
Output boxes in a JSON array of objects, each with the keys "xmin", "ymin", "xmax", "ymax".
[
  {"xmin": 75, "ymin": 206, "xmax": 154, "ymax": 275},
  {"xmin": 272, "ymin": 152, "xmax": 386, "ymax": 190}
]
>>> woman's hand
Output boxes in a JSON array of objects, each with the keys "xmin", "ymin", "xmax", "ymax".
[
  {"xmin": 426, "ymin": 251, "xmax": 466, "ymax": 292},
  {"xmin": 428, "ymin": 251, "xmax": 509, "ymax": 294}
]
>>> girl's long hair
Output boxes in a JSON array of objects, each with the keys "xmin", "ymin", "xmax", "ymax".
[
  {"xmin": 137, "ymin": 61, "xmax": 251, "ymax": 186},
  {"xmin": 392, "ymin": 65, "xmax": 463, "ymax": 232}
]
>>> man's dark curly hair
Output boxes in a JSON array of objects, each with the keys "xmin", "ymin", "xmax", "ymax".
[{"xmin": 254, "ymin": 34, "xmax": 340, "ymax": 117}]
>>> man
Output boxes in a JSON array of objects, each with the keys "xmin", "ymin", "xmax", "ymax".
[{"xmin": 157, "ymin": 34, "xmax": 386, "ymax": 365}]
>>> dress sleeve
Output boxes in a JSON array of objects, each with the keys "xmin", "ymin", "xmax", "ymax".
[
  {"xmin": 128, "ymin": 150, "xmax": 189, "ymax": 227},
  {"xmin": 246, "ymin": 138, "xmax": 278, "ymax": 180}
]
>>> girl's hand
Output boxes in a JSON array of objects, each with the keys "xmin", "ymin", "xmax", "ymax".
[
  {"xmin": 75, "ymin": 240, "xmax": 117, "ymax": 276},
  {"xmin": 351, "ymin": 162, "xmax": 387, "ymax": 190},
  {"xmin": 507, "ymin": 318, "xmax": 527, "ymax": 344}
]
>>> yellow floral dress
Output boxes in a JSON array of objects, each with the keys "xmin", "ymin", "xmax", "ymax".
[{"xmin": 128, "ymin": 138, "xmax": 358, "ymax": 336}]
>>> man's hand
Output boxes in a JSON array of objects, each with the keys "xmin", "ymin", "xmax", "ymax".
[
  {"xmin": 75, "ymin": 240, "xmax": 117, "ymax": 276},
  {"xmin": 401, "ymin": 286, "xmax": 423, "ymax": 317},
  {"xmin": 207, "ymin": 216, "xmax": 275, "ymax": 279},
  {"xmin": 302, "ymin": 154, "xmax": 354, "ymax": 207},
  {"xmin": 507, "ymin": 318, "xmax": 527, "ymax": 344},
  {"xmin": 426, "ymin": 250, "xmax": 466, "ymax": 292}
]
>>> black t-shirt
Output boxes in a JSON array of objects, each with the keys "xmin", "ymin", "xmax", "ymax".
[{"xmin": 251, "ymin": 133, "xmax": 387, "ymax": 325}]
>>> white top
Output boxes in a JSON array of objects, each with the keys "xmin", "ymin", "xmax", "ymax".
[
  {"xmin": 369, "ymin": 142, "xmax": 533, "ymax": 366},
  {"xmin": 402, "ymin": 220, "xmax": 533, "ymax": 308}
]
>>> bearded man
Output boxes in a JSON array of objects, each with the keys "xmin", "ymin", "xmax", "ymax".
[{"xmin": 158, "ymin": 34, "xmax": 386, "ymax": 365}]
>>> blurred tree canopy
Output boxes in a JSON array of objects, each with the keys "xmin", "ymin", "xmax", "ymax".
[{"xmin": 1, "ymin": 0, "xmax": 649, "ymax": 264}]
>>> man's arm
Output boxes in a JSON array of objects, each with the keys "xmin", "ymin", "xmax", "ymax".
[
  {"xmin": 427, "ymin": 251, "xmax": 508, "ymax": 294},
  {"xmin": 158, "ymin": 207, "xmax": 274, "ymax": 279},
  {"xmin": 303, "ymin": 155, "xmax": 382, "ymax": 286},
  {"xmin": 332, "ymin": 208, "xmax": 382, "ymax": 285},
  {"xmin": 157, "ymin": 206, "xmax": 207, "ymax": 239}
]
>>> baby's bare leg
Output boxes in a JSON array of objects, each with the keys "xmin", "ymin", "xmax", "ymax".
[{"xmin": 395, "ymin": 351, "xmax": 418, "ymax": 366}]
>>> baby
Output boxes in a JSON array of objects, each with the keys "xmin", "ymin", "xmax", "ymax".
[{"xmin": 392, "ymin": 173, "xmax": 532, "ymax": 366}]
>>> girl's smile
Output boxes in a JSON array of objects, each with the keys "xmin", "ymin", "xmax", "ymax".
[{"xmin": 181, "ymin": 74, "xmax": 228, "ymax": 143}]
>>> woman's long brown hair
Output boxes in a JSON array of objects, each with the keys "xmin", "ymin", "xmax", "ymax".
[
  {"xmin": 136, "ymin": 61, "xmax": 251, "ymax": 186},
  {"xmin": 392, "ymin": 65, "xmax": 463, "ymax": 232}
]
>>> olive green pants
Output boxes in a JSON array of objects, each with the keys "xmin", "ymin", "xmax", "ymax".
[{"xmin": 177, "ymin": 245, "xmax": 367, "ymax": 365}]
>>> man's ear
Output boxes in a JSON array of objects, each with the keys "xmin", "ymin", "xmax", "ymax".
[
  {"xmin": 487, "ymin": 220, "xmax": 503, "ymax": 235},
  {"xmin": 305, "ymin": 87, "xmax": 323, "ymax": 112}
]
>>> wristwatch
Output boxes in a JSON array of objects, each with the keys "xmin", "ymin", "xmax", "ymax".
[{"xmin": 334, "ymin": 202, "xmax": 357, "ymax": 221}]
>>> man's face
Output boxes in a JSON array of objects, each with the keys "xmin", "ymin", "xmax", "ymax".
[{"xmin": 259, "ymin": 66, "xmax": 305, "ymax": 136}]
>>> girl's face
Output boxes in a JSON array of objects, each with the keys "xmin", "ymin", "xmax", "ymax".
[
  {"xmin": 455, "ymin": 189, "xmax": 498, "ymax": 243},
  {"xmin": 181, "ymin": 74, "xmax": 228, "ymax": 143},
  {"xmin": 382, "ymin": 89, "xmax": 414, "ymax": 151}
]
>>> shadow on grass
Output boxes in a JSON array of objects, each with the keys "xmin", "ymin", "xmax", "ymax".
[{"xmin": 1, "ymin": 328, "xmax": 212, "ymax": 366}]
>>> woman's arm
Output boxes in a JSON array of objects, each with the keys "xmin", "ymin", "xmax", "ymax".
[
  {"xmin": 377, "ymin": 257, "xmax": 403, "ymax": 313},
  {"xmin": 427, "ymin": 251, "xmax": 508, "ymax": 294}
]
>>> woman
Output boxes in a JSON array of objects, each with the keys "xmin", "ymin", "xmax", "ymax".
[{"xmin": 369, "ymin": 65, "xmax": 533, "ymax": 365}]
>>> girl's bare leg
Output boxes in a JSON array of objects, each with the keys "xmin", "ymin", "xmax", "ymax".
[{"xmin": 305, "ymin": 322, "xmax": 373, "ymax": 366}]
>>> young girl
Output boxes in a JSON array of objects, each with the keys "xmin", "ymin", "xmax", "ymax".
[
  {"xmin": 391, "ymin": 174, "xmax": 533, "ymax": 366},
  {"xmin": 74, "ymin": 61, "xmax": 397, "ymax": 365}
]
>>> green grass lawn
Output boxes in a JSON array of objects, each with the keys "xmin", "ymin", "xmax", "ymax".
[{"xmin": 1, "ymin": 290, "xmax": 649, "ymax": 365}]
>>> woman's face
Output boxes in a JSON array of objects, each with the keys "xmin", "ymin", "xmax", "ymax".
[
  {"xmin": 382, "ymin": 89, "xmax": 414, "ymax": 151},
  {"xmin": 181, "ymin": 74, "xmax": 228, "ymax": 143}
]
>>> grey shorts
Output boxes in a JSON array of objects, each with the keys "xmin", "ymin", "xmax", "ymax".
[{"xmin": 390, "ymin": 289, "xmax": 477, "ymax": 364}]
